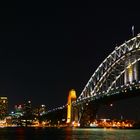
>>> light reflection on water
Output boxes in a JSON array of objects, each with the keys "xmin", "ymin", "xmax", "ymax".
[
  {"xmin": 0, "ymin": 127, "xmax": 140, "ymax": 140},
  {"xmin": 71, "ymin": 128, "xmax": 140, "ymax": 140}
]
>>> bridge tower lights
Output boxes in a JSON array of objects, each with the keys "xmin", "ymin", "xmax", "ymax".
[{"xmin": 66, "ymin": 89, "xmax": 77, "ymax": 124}]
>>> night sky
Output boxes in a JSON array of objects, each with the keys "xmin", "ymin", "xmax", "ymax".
[{"xmin": 1, "ymin": 2, "xmax": 140, "ymax": 114}]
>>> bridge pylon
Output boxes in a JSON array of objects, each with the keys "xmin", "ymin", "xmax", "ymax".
[
  {"xmin": 66, "ymin": 89, "xmax": 77, "ymax": 125},
  {"xmin": 70, "ymin": 34, "xmax": 140, "ymax": 127}
]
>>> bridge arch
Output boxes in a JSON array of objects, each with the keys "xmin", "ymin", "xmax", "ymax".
[
  {"xmin": 75, "ymin": 34, "xmax": 140, "ymax": 105},
  {"xmin": 71, "ymin": 34, "xmax": 140, "ymax": 126}
]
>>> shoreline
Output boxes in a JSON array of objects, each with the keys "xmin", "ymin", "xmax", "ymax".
[{"xmin": 0, "ymin": 125, "xmax": 140, "ymax": 129}]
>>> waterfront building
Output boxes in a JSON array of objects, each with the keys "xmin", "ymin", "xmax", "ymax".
[
  {"xmin": 0, "ymin": 97, "xmax": 8, "ymax": 119},
  {"xmin": 33, "ymin": 104, "xmax": 47, "ymax": 117}
]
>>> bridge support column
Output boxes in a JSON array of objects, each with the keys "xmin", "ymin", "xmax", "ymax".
[
  {"xmin": 71, "ymin": 102, "xmax": 99, "ymax": 127},
  {"xmin": 66, "ymin": 89, "xmax": 77, "ymax": 125},
  {"xmin": 71, "ymin": 103, "xmax": 86, "ymax": 127},
  {"xmin": 71, "ymin": 105, "xmax": 79, "ymax": 124}
]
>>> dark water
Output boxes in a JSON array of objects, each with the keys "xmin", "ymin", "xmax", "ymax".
[{"xmin": 0, "ymin": 127, "xmax": 140, "ymax": 140}]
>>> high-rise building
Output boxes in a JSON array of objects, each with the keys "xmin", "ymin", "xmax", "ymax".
[
  {"xmin": 33, "ymin": 104, "xmax": 47, "ymax": 117},
  {"xmin": 0, "ymin": 97, "xmax": 8, "ymax": 119},
  {"xmin": 39, "ymin": 104, "xmax": 47, "ymax": 116},
  {"xmin": 15, "ymin": 104, "xmax": 23, "ymax": 113},
  {"xmin": 14, "ymin": 104, "xmax": 24, "ymax": 117},
  {"xmin": 23, "ymin": 100, "xmax": 32, "ymax": 116}
]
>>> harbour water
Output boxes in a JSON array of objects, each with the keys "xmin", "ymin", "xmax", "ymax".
[{"xmin": 0, "ymin": 127, "xmax": 140, "ymax": 140}]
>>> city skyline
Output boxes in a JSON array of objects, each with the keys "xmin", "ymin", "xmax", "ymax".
[{"xmin": 1, "ymin": 4, "xmax": 140, "ymax": 112}]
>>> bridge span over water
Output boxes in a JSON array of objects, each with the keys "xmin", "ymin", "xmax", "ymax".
[
  {"xmin": 69, "ymin": 33, "xmax": 140, "ymax": 126},
  {"xmin": 47, "ymin": 33, "xmax": 140, "ymax": 127}
]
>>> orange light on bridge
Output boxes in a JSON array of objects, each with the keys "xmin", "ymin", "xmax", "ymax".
[{"xmin": 67, "ymin": 89, "xmax": 77, "ymax": 124}]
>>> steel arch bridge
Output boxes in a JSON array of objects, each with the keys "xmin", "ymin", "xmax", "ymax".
[{"xmin": 71, "ymin": 33, "xmax": 140, "ymax": 126}]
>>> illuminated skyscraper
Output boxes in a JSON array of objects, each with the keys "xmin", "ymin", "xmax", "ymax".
[{"xmin": 0, "ymin": 97, "xmax": 8, "ymax": 119}]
